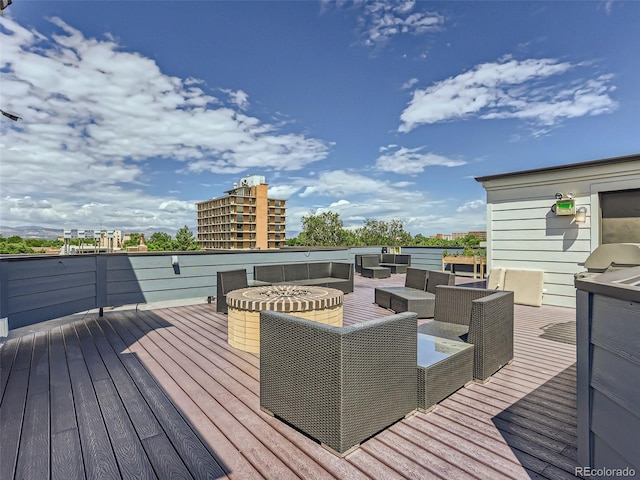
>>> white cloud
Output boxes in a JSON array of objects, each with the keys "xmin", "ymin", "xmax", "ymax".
[
  {"xmin": 358, "ymin": 1, "xmax": 444, "ymax": 47},
  {"xmin": 0, "ymin": 17, "xmax": 330, "ymax": 230},
  {"xmin": 329, "ymin": 199, "xmax": 350, "ymax": 208},
  {"xmin": 267, "ymin": 184, "xmax": 301, "ymax": 200},
  {"xmin": 457, "ymin": 199, "xmax": 485, "ymax": 213},
  {"xmin": 376, "ymin": 146, "xmax": 466, "ymax": 174},
  {"xmin": 399, "ymin": 57, "xmax": 618, "ymax": 133},
  {"xmin": 222, "ymin": 88, "xmax": 250, "ymax": 110},
  {"xmin": 401, "ymin": 77, "xmax": 419, "ymax": 89},
  {"xmin": 322, "ymin": 0, "xmax": 443, "ymax": 47},
  {"xmin": 158, "ymin": 200, "xmax": 196, "ymax": 213},
  {"xmin": 299, "ymin": 170, "xmax": 389, "ymax": 197}
]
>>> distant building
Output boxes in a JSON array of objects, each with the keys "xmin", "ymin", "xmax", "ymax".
[
  {"xmin": 58, "ymin": 229, "xmax": 122, "ymax": 251},
  {"xmin": 431, "ymin": 231, "xmax": 485, "ymax": 241},
  {"xmin": 196, "ymin": 175, "xmax": 286, "ymax": 250},
  {"xmin": 468, "ymin": 231, "xmax": 487, "ymax": 240}
]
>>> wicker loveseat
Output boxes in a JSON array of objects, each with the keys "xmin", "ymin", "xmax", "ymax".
[
  {"xmin": 374, "ymin": 268, "xmax": 455, "ymax": 318},
  {"xmin": 259, "ymin": 310, "xmax": 418, "ymax": 456},
  {"xmin": 253, "ymin": 262, "xmax": 354, "ymax": 293},
  {"xmin": 418, "ymin": 285, "xmax": 514, "ymax": 381}
]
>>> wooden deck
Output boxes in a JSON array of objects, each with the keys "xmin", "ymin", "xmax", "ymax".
[{"xmin": 0, "ymin": 274, "xmax": 580, "ymax": 480}]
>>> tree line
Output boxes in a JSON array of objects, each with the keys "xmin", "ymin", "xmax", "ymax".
[
  {"xmin": 0, "ymin": 225, "xmax": 199, "ymax": 254},
  {"xmin": 1, "ymin": 214, "xmax": 482, "ymax": 254},
  {"xmin": 285, "ymin": 211, "xmax": 482, "ymax": 248}
]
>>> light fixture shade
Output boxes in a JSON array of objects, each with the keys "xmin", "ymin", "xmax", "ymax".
[{"xmin": 575, "ymin": 206, "xmax": 587, "ymax": 223}]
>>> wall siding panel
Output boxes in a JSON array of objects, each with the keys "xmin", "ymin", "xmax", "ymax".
[{"xmin": 479, "ymin": 158, "xmax": 640, "ymax": 306}]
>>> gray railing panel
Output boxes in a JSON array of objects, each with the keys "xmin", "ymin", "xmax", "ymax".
[{"xmin": 0, "ymin": 249, "xmax": 354, "ymax": 330}]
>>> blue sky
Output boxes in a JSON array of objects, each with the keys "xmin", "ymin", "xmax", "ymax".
[{"xmin": 1, "ymin": 1, "xmax": 639, "ymax": 237}]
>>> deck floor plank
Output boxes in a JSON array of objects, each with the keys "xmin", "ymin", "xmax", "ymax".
[
  {"xmin": 127, "ymin": 309, "xmax": 331, "ymax": 480},
  {"xmin": 103, "ymin": 312, "xmax": 230, "ymax": 480},
  {"xmin": 15, "ymin": 331, "xmax": 50, "ymax": 480},
  {"xmin": 48, "ymin": 327, "xmax": 84, "ymax": 480},
  {"xmin": 0, "ymin": 335, "xmax": 33, "ymax": 480},
  {"xmin": 0, "ymin": 273, "xmax": 582, "ymax": 480},
  {"xmin": 0, "ymin": 333, "xmax": 19, "ymax": 401},
  {"xmin": 74, "ymin": 320, "xmax": 158, "ymax": 480},
  {"xmin": 61, "ymin": 323, "xmax": 122, "ymax": 480}
]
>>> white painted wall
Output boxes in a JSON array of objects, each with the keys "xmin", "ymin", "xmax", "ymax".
[{"xmin": 478, "ymin": 159, "xmax": 640, "ymax": 308}]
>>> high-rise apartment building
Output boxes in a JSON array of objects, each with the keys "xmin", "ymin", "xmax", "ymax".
[{"xmin": 196, "ymin": 175, "xmax": 286, "ymax": 250}]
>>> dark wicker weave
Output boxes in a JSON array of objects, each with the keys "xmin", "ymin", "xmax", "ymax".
[
  {"xmin": 260, "ymin": 310, "xmax": 417, "ymax": 456},
  {"xmin": 374, "ymin": 269, "xmax": 454, "ymax": 318},
  {"xmin": 420, "ymin": 286, "xmax": 514, "ymax": 381},
  {"xmin": 253, "ymin": 262, "xmax": 354, "ymax": 293},
  {"xmin": 426, "ymin": 270, "xmax": 456, "ymax": 294},
  {"xmin": 380, "ymin": 254, "xmax": 412, "ymax": 274},
  {"xmin": 360, "ymin": 255, "xmax": 391, "ymax": 279},
  {"xmin": 355, "ymin": 254, "xmax": 379, "ymax": 274},
  {"xmin": 416, "ymin": 335, "xmax": 474, "ymax": 411},
  {"xmin": 216, "ymin": 269, "xmax": 248, "ymax": 314}
]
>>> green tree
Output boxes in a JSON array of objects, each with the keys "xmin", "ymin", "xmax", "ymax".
[
  {"xmin": 343, "ymin": 229, "xmax": 360, "ymax": 246},
  {"xmin": 0, "ymin": 241, "xmax": 34, "ymax": 254},
  {"xmin": 7, "ymin": 235, "xmax": 23, "ymax": 243},
  {"xmin": 355, "ymin": 219, "xmax": 412, "ymax": 246},
  {"xmin": 174, "ymin": 225, "xmax": 199, "ymax": 251},
  {"xmin": 147, "ymin": 232, "xmax": 173, "ymax": 251},
  {"xmin": 300, "ymin": 211, "xmax": 348, "ymax": 246},
  {"xmin": 123, "ymin": 233, "xmax": 142, "ymax": 248}
]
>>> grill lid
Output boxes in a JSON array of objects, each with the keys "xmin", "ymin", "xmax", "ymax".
[{"xmin": 583, "ymin": 243, "xmax": 640, "ymax": 273}]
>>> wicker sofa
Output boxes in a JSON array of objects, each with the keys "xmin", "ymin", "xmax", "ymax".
[
  {"xmin": 374, "ymin": 268, "xmax": 455, "ymax": 318},
  {"xmin": 253, "ymin": 262, "xmax": 354, "ymax": 293},
  {"xmin": 418, "ymin": 285, "xmax": 514, "ymax": 382},
  {"xmin": 259, "ymin": 310, "xmax": 418, "ymax": 456}
]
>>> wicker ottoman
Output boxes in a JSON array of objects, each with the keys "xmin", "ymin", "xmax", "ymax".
[
  {"xmin": 417, "ymin": 333, "xmax": 474, "ymax": 412},
  {"xmin": 362, "ymin": 266, "xmax": 391, "ymax": 279}
]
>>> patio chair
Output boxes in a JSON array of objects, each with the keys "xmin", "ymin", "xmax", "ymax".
[
  {"xmin": 260, "ymin": 310, "xmax": 417, "ymax": 456},
  {"xmin": 418, "ymin": 285, "xmax": 514, "ymax": 381},
  {"xmin": 355, "ymin": 254, "xmax": 379, "ymax": 274},
  {"xmin": 360, "ymin": 255, "xmax": 391, "ymax": 279},
  {"xmin": 216, "ymin": 269, "xmax": 248, "ymax": 314}
]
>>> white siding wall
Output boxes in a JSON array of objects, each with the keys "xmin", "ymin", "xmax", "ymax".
[{"xmin": 481, "ymin": 161, "xmax": 640, "ymax": 308}]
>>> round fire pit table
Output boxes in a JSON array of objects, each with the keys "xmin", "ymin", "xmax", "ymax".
[{"xmin": 226, "ymin": 285, "xmax": 344, "ymax": 353}]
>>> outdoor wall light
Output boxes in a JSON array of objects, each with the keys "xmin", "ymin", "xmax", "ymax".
[
  {"xmin": 575, "ymin": 206, "xmax": 588, "ymax": 223},
  {"xmin": 171, "ymin": 255, "xmax": 179, "ymax": 266}
]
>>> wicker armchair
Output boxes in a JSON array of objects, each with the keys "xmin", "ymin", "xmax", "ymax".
[
  {"xmin": 360, "ymin": 255, "xmax": 391, "ymax": 278},
  {"xmin": 260, "ymin": 310, "xmax": 417, "ymax": 456},
  {"xmin": 216, "ymin": 269, "xmax": 248, "ymax": 314},
  {"xmin": 418, "ymin": 286, "xmax": 514, "ymax": 381}
]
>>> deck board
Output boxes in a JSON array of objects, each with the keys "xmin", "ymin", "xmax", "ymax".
[{"xmin": 0, "ymin": 273, "xmax": 582, "ymax": 479}]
